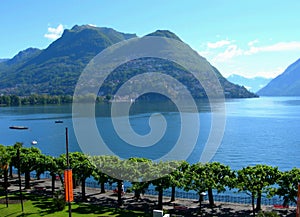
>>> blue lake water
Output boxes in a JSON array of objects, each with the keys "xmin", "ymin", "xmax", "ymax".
[{"xmin": 1, "ymin": 97, "xmax": 300, "ymax": 171}]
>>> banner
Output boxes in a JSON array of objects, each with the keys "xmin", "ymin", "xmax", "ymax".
[
  {"xmin": 64, "ymin": 169, "xmax": 74, "ymax": 202},
  {"xmin": 297, "ymin": 183, "xmax": 300, "ymax": 217}
]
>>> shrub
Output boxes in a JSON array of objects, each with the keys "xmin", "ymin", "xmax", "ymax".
[{"xmin": 53, "ymin": 191, "xmax": 66, "ymax": 211}]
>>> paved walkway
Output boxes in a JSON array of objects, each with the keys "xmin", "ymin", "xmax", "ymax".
[{"xmin": 3, "ymin": 176, "xmax": 296, "ymax": 216}]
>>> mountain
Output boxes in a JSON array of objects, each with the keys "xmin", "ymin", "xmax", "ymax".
[
  {"xmin": 257, "ymin": 58, "xmax": 300, "ymax": 96},
  {"xmin": 0, "ymin": 25, "xmax": 256, "ymax": 98},
  {"xmin": 227, "ymin": 74, "xmax": 272, "ymax": 93},
  {"xmin": 146, "ymin": 30, "xmax": 182, "ymax": 41},
  {"xmin": 0, "ymin": 25, "xmax": 137, "ymax": 95},
  {"xmin": 0, "ymin": 59, "xmax": 9, "ymax": 63}
]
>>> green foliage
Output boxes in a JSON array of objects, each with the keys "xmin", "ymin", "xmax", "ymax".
[
  {"xmin": 273, "ymin": 168, "xmax": 300, "ymax": 205},
  {"xmin": 237, "ymin": 165, "xmax": 280, "ymax": 197},
  {"xmin": 237, "ymin": 164, "xmax": 281, "ymax": 211},
  {"xmin": 1, "ymin": 143, "xmax": 299, "ymax": 214},
  {"xmin": 0, "ymin": 94, "xmax": 73, "ymax": 106},
  {"xmin": 0, "ymin": 144, "xmax": 11, "ymax": 169}
]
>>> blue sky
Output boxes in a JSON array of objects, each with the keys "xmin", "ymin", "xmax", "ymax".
[{"xmin": 1, "ymin": 0, "xmax": 300, "ymax": 78}]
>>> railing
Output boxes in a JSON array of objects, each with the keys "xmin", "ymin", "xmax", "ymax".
[{"xmin": 9, "ymin": 169, "xmax": 296, "ymax": 207}]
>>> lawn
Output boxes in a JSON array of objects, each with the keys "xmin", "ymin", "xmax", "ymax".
[{"xmin": 0, "ymin": 194, "xmax": 151, "ymax": 217}]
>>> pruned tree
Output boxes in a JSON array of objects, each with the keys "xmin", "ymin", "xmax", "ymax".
[
  {"xmin": 237, "ymin": 164, "xmax": 280, "ymax": 216},
  {"xmin": 17, "ymin": 146, "xmax": 43, "ymax": 189},
  {"xmin": 274, "ymin": 167, "xmax": 300, "ymax": 206},
  {"xmin": 90, "ymin": 155, "xmax": 112, "ymax": 194},
  {"xmin": 183, "ymin": 162, "xmax": 209, "ymax": 215},
  {"xmin": 204, "ymin": 162, "xmax": 235, "ymax": 207},
  {"xmin": 0, "ymin": 144, "xmax": 11, "ymax": 207},
  {"xmin": 168, "ymin": 160, "xmax": 190, "ymax": 202},
  {"xmin": 151, "ymin": 161, "xmax": 181, "ymax": 210}
]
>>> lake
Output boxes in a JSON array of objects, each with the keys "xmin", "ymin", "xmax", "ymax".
[{"xmin": 1, "ymin": 97, "xmax": 300, "ymax": 171}]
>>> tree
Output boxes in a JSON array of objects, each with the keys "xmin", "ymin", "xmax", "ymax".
[
  {"xmin": 274, "ymin": 168, "xmax": 300, "ymax": 206},
  {"xmin": 168, "ymin": 160, "xmax": 190, "ymax": 202},
  {"xmin": 183, "ymin": 162, "xmax": 210, "ymax": 214},
  {"xmin": 0, "ymin": 144, "xmax": 11, "ymax": 207},
  {"xmin": 42, "ymin": 155, "xmax": 59, "ymax": 195},
  {"xmin": 5, "ymin": 145, "xmax": 18, "ymax": 178},
  {"xmin": 151, "ymin": 161, "xmax": 181, "ymax": 210},
  {"xmin": 237, "ymin": 165, "xmax": 280, "ymax": 216},
  {"xmin": 90, "ymin": 155, "xmax": 111, "ymax": 193},
  {"xmin": 204, "ymin": 162, "xmax": 235, "ymax": 207},
  {"xmin": 127, "ymin": 157, "xmax": 153, "ymax": 200},
  {"xmin": 18, "ymin": 146, "xmax": 43, "ymax": 189}
]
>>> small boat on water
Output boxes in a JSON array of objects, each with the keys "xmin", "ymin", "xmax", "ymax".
[
  {"xmin": 9, "ymin": 126, "xmax": 29, "ymax": 130},
  {"xmin": 31, "ymin": 140, "xmax": 38, "ymax": 145},
  {"xmin": 55, "ymin": 120, "xmax": 63, "ymax": 123}
]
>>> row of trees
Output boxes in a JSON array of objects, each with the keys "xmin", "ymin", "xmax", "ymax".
[
  {"xmin": 0, "ymin": 94, "xmax": 113, "ymax": 106},
  {"xmin": 0, "ymin": 94, "xmax": 73, "ymax": 106},
  {"xmin": 1, "ymin": 143, "xmax": 299, "ymax": 216}
]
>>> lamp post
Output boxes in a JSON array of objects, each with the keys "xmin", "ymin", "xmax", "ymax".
[{"xmin": 65, "ymin": 127, "xmax": 72, "ymax": 217}]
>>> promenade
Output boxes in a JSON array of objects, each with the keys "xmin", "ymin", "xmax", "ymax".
[{"xmin": 1, "ymin": 176, "xmax": 296, "ymax": 217}]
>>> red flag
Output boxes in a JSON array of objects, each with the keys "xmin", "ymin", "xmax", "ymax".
[{"xmin": 64, "ymin": 169, "xmax": 73, "ymax": 202}]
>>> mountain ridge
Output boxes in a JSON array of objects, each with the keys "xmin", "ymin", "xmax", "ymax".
[
  {"xmin": 257, "ymin": 58, "xmax": 300, "ymax": 96},
  {"xmin": 0, "ymin": 25, "xmax": 257, "ymax": 98},
  {"xmin": 227, "ymin": 74, "xmax": 272, "ymax": 93}
]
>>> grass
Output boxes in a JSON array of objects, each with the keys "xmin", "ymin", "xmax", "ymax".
[{"xmin": 0, "ymin": 194, "xmax": 151, "ymax": 217}]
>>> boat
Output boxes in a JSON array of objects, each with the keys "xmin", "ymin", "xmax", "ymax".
[
  {"xmin": 31, "ymin": 140, "xmax": 38, "ymax": 145},
  {"xmin": 9, "ymin": 126, "xmax": 29, "ymax": 130},
  {"xmin": 55, "ymin": 120, "xmax": 63, "ymax": 123}
]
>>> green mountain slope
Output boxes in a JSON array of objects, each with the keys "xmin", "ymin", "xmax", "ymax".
[
  {"xmin": 0, "ymin": 25, "xmax": 136, "ymax": 95},
  {"xmin": 0, "ymin": 25, "xmax": 256, "ymax": 98}
]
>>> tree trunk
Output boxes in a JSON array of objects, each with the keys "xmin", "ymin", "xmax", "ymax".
[
  {"xmin": 171, "ymin": 185, "xmax": 176, "ymax": 202},
  {"xmin": 134, "ymin": 190, "xmax": 141, "ymax": 200},
  {"xmin": 100, "ymin": 182, "xmax": 105, "ymax": 193},
  {"xmin": 158, "ymin": 188, "xmax": 163, "ymax": 210},
  {"xmin": 256, "ymin": 192, "xmax": 262, "ymax": 211},
  {"xmin": 81, "ymin": 178, "xmax": 86, "ymax": 201},
  {"xmin": 9, "ymin": 164, "xmax": 13, "ymax": 178},
  {"xmin": 24, "ymin": 171, "xmax": 31, "ymax": 189},
  {"xmin": 4, "ymin": 169, "xmax": 8, "ymax": 207},
  {"xmin": 208, "ymin": 188, "xmax": 215, "ymax": 207},
  {"xmin": 117, "ymin": 180, "xmax": 122, "ymax": 206},
  {"xmin": 252, "ymin": 194, "xmax": 256, "ymax": 216},
  {"xmin": 199, "ymin": 195, "xmax": 203, "ymax": 217},
  {"xmin": 72, "ymin": 177, "xmax": 76, "ymax": 189},
  {"xmin": 51, "ymin": 173, "xmax": 56, "ymax": 196}
]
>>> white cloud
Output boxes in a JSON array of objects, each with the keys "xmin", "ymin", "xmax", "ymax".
[
  {"xmin": 245, "ymin": 41, "xmax": 300, "ymax": 55},
  {"xmin": 88, "ymin": 24, "xmax": 97, "ymax": 27},
  {"xmin": 247, "ymin": 39, "xmax": 259, "ymax": 47},
  {"xmin": 207, "ymin": 40, "xmax": 231, "ymax": 49},
  {"xmin": 44, "ymin": 24, "xmax": 64, "ymax": 40},
  {"xmin": 213, "ymin": 44, "xmax": 243, "ymax": 62},
  {"xmin": 204, "ymin": 40, "xmax": 300, "ymax": 62}
]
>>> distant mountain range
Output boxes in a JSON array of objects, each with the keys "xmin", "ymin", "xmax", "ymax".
[
  {"xmin": 227, "ymin": 74, "xmax": 272, "ymax": 93},
  {"xmin": 0, "ymin": 58, "xmax": 9, "ymax": 63},
  {"xmin": 257, "ymin": 58, "xmax": 300, "ymax": 96},
  {"xmin": 0, "ymin": 25, "xmax": 256, "ymax": 98}
]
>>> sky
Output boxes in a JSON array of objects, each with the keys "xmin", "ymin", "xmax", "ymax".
[{"xmin": 1, "ymin": 0, "xmax": 300, "ymax": 78}]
